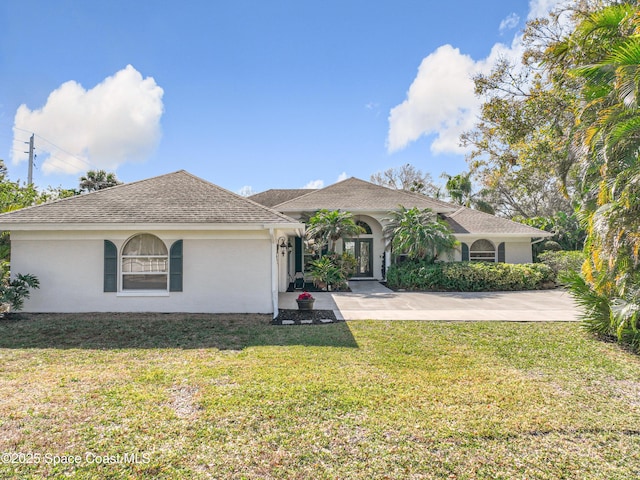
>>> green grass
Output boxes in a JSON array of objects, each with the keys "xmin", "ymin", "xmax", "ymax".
[{"xmin": 0, "ymin": 314, "xmax": 639, "ymax": 479}]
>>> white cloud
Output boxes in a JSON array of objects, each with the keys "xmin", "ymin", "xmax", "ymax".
[
  {"xmin": 303, "ymin": 179, "xmax": 324, "ymax": 189},
  {"xmin": 302, "ymin": 173, "xmax": 346, "ymax": 189},
  {"xmin": 387, "ymin": 0, "xmax": 565, "ymax": 155},
  {"xmin": 12, "ymin": 65, "xmax": 164, "ymax": 175},
  {"xmin": 387, "ymin": 44, "xmax": 484, "ymax": 155},
  {"xmin": 527, "ymin": 0, "xmax": 563, "ymax": 20},
  {"xmin": 237, "ymin": 185, "xmax": 255, "ymax": 197},
  {"xmin": 500, "ymin": 13, "xmax": 520, "ymax": 33}
]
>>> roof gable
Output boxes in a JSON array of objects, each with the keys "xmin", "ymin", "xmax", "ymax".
[
  {"xmin": 273, "ymin": 177, "xmax": 457, "ymax": 212},
  {"xmin": 249, "ymin": 189, "xmax": 315, "ymax": 208},
  {"xmin": 443, "ymin": 207, "xmax": 552, "ymax": 236},
  {"xmin": 0, "ymin": 170, "xmax": 299, "ymax": 226}
]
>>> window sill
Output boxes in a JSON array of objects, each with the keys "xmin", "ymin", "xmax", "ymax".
[{"xmin": 117, "ymin": 291, "xmax": 171, "ymax": 297}]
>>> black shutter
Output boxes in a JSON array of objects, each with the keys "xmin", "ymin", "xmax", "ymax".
[
  {"xmin": 295, "ymin": 237, "xmax": 303, "ymax": 272},
  {"xmin": 170, "ymin": 240, "xmax": 183, "ymax": 292},
  {"xmin": 498, "ymin": 242, "xmax": 505, "ymax": 263},
  {"xmin": 104, "ymin": 240, "xmax": 117, "ymax": 292},
  {"xmin": 461, "ymin": 242, "xmax": 469, "ymax": 261}
]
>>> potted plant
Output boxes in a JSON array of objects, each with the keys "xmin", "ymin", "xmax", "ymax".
[
  {"xmin": 296, "ymin": 291, "xmax": 315, "ymax": 310},
  {"xmin": 309, "ymin": 257, "xmax": 344, "ymax": 292}
]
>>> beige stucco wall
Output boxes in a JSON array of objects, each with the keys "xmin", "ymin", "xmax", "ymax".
[
  {"xmin": 504, "ymin": 240, "xmax": 533, "ymax": 264},
  {"xmin": 10, "ymin": 230, "xmax": 275, "ymax": 313},
  {"xmin": 455, "ymin": 237, "xmax": 533, "ymax": 263},
  {"xmin": 281, "ymin": 209, "xmax": 537, "ymax": 282}
]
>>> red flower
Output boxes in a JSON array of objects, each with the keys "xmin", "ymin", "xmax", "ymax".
[{"xmin": 297, "ymin": 292, "xmax": 314, "ymax": 301}]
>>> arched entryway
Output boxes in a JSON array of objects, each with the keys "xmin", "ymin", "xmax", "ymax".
[{"xmin": 344, "ymin": 219, "xmax": 375, "ymax": 278}]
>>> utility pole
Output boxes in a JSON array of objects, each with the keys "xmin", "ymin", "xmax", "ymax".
[{"xmin": 26, "ymin": 134, "xmax": 34, "ymax": 185}]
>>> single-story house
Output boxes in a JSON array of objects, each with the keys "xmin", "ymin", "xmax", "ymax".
[
  {"xmin": 250, "ymin": 177, "xmax": 552, "ymax": 284},
  {"xmin": 0, "ymin": 171, "xmax": 550, "ymax": 314},
  {"xmin": 0, "ymin": 170, "xmax": 303, "ymax": 314}
]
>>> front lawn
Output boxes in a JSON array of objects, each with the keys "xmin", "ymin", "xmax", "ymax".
[{"xmin": 0, "ymin": 314, "xmax": 639, "ymax": 479}]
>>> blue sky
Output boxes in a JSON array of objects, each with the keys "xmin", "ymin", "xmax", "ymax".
[{"xmin": 0, "ymin": 0, "xmax": 559, "ymax": 194}]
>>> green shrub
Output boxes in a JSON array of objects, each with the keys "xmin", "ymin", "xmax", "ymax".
[
  {"xmin": 386, "ymin": 261, "xmax": 555, "ymax": 291},
  {"xmin": 308, "ymin": 252, "xmax": 358, "ymax": 291},
  {"xmin": 563, "ymin": 271, "xmax": 640, "ymax": 352},
  {"xmin": 0, "ymin": 262, "xmax": 39, "ymax": 312},
  {"xmin": 309, "ymin": 256, "xmax": 344, "ymax": 291},
  {"xmin": 538, "ymin": 250, "xmax": 585, "ymax": 280},
  {"xmin": 332, "ymin": 252, "xmax": 357, "ymax": 281}
]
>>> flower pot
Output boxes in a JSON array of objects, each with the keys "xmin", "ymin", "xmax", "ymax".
[{"xmin": 296, "ymin": 299, "xmax": 315, "ymax": 311}]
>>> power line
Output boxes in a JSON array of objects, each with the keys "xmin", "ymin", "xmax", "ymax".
[
  {"xmin": 40, "ymin": 153, "xmax": 92, "ymax": 174},
  {"xmin": 33, "ymin": 137, "xmax": 93, "ymax": 168},
  {"xmin": 6, "ymin": 130, "xmax": 101, "ymax": 185},
  {"xmin": 11, "ymin": 127, "xmax": 94, "ymax": 169}
]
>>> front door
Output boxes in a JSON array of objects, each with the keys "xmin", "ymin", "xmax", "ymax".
[{"xmin": 344, "ymin": 238, "xmax": 373, "ymax": 277}]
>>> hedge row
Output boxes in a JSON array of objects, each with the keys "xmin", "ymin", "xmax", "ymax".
[
  {"xmin": 386, "ymin": 261, "xmax": 556, "ymax": 291},
  {"xmin": 537, "ymin": 250, "xmax": 585, "ymax": 278}
]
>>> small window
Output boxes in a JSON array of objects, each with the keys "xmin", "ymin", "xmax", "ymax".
[
  {"xmin": 122, "ymin": 234, "xmax": 168, "ymax": 290},
  {"xmin": 356, "ymin": 221, "xmax": 372, "ymax": 234},
  {"xmin": 470, "ymin": 239, "xmax": 496, "ymax": 262}
]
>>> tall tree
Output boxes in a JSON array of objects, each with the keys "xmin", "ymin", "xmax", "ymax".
[
  {"xmin": 560, "ymin": 3, "xmax": 640, "ymax": 286},
  {"xmin": 538, "ymin": 1, "xmax": 640, "ymax": 348},
  {"xmin": 79, "ymin": 170, "xmax": 122, "ymax": 192},
  {"xmin": 383, "ymin": 206, "xmax": 458, "ymax": 263},
  {"xmin": 370, "ymin": 164, "xmax": 439, "ymax": 196},
  {"xmin": 441, "ymin": 172, "xmax": 495, "ymax": 214},
  {"xmin": 460, "ymin": 0, "xmax": 640, "ymax": 347},
  {"xmin": 460, "ymin": 54, "xmax": 577, "ymax": 218},
  {"xmin": 458, "ymin": 0, "xmax": 609, "ymax": 219}
]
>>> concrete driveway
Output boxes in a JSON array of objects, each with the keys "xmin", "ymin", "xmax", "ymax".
[{"xmin": 278, "ymin": 281, "xmax": 580, "ymax": 321}]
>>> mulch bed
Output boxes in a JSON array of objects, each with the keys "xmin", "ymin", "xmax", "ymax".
[
  {"xmin": 272, "ymin": 309, "xmax": 338, "ymax": 325},
  {"xmin": 286, "ymin": 283, "xmax": 351, "ymax": 293}
]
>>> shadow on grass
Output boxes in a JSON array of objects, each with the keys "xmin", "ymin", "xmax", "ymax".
[{"xmin": 0, "ymin": 313, "xmax": 359, "ymax": 350}]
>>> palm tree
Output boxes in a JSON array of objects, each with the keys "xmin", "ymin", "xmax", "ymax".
[
  {"xmin": 442, "ymin": 172, "xmax": 495, "ymax": 214},
  {"xmin": 79, "ymin": 170, "xmax": 122, "ymax": 192},
  {"xmin": 570, "ymin": 4, "xmax": 640, "ymax": 288},
  {"xmin": 383, "ymin": 206, "xmax": 458, "ymax": 263},
  {"xmin": 306, "ymin": 209, "xmax": 365, "ymax": 252},
  {"xmin": 553, "ymin": 3, "xmax": 640, "ymax": 345},
  {"xmin": 443, "ymin": 172, "xmax": 473, "ymax": 206}
]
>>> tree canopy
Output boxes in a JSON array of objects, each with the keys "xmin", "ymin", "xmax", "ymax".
[
  {"xmin": 383, "ymin": 206, "xmax": 458, "ymax": 263},
  {"xmin": 370, "ymin": 164, "xmax": 439, "ymax": 196},
  {"xmin": 79, "ymin": 170, "xmax": 122, "ymax": 192},
  {"xmin": 306, "ymin": 209, "xmax": 365, "ymax": 252},
  {"xmin": 463, "ymin": 0, "xmax": 640, "ymax": 350}
]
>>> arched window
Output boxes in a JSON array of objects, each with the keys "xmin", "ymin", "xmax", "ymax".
[
  {"xmin": 122, "ymin": 234, "xmax": 168, "ymax": 290},
  {"xmin": 356, "ymin": 221, "xmax": 372, "ymax": 234},
  {"xmin": 470, "ymin": 239, "xmax": 496, "ymax": 262}
]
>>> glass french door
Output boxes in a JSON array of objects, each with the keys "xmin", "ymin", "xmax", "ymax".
[{"xmin": 344, "ymin": 238, "xmax": 373, "ymax": 277}]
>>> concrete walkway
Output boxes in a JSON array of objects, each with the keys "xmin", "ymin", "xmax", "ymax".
[{"xmin": 278, "ymin": 280, "xmax": 580, "ymax": 321}]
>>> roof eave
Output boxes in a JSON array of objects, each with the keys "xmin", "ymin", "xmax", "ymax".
[
  {"xmin": 276, "ymin": 207, "xmax": 459, "ymax": 214},
  {"xmin": 453, "ymin": 232, "xmax": 554, "ymax": 238},
  {"xmin": 0, "ymin": 222, "xmax": 306, "ymax": 232}
]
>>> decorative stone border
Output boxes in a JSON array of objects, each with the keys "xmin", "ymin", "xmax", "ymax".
[
  {"xmin": 277, "ymin": 318, "xmax": 335, "ymax": 326},
  {"xmin": 271, "ymin": 309, "xmax": 338, "ymax": 325}
]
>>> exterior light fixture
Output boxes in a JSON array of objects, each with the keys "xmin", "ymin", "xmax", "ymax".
[{"xmin": 277, "ymin": 236, "xmax": 292, "ymax": 256}]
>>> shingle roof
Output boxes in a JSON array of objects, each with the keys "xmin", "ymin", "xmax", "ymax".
[
  {"xmin": 0, "ymin": 170, "xmax": 299, "ymax": 225},
  {"xmin": 273, "ymin": 177, "xmax": 457, "ymax": 212},
  {"xmin": 259, "ymin": 177, "xmax": 549, "ymax": 237},
  {"xmin": 249, "ymin": 189, "xmax": 315, "ymax": 208},
  {"xmin": 442, "ymin": 207, "xmax": 552, "ymax": 236}
]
